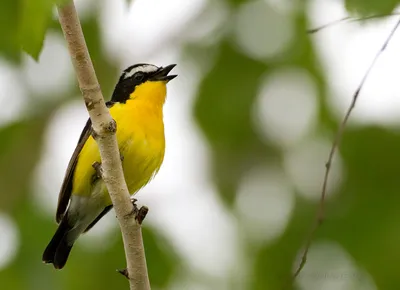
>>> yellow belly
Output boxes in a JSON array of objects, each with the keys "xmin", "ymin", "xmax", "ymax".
[{"xmin": 72, "ymin": 100, "xmax": 165, "ymax": 205}]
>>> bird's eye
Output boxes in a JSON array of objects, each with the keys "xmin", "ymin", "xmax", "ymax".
[{"xmin": 134, "ymin": 72, "xmax": 144, "ymax": 82}]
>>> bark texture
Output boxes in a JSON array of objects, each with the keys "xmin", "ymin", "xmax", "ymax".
[{"xmin": 57, "ymin": 2, "xmax": 150, "ymax": 289}]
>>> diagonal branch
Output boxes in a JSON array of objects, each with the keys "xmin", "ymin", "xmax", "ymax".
[
  {"xmin": 307, "ymin": 16, "xmax": 351, "ymax": 34},
  {"xmin": 290, "ymin": 16, "xmax": 400, "ymax": 287},
  {"xmin": 56, "ymin": 1, "xmax": 150, "ymax": 289},
  {"xmin": 308, "ymin": 13, "xmax": 400, "ymax": 34}
]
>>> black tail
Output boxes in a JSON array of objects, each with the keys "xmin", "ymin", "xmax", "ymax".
[{"xmin": 42, "ymin": 215, "xmax": 75, "ymax": 269}]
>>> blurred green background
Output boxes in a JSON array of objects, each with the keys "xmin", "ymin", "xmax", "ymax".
[{"xmin": 1, "ymin": 0, "xmax": 400, "ymax": 289}]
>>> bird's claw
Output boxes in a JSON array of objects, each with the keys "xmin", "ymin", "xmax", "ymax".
[{"xmin": 92, "ymin": 161, "xmax": 102, "ymax": 180}]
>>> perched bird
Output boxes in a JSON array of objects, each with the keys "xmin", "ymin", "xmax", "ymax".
[{"xmin": 42, "ymin": 63, "xmax": 177, "ymax": 269}]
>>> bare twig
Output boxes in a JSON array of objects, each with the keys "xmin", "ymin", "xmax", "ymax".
[
  {"xmin": 308, "ymin": 16, "xmax": 351, "ymax": 34},
  {"xmin": 289, "ymin": 16, "xmax": 400, "ymax": 287},
  {"xmin": 308, "ymin": 13, "xmax": 400, "ymax": 34},
  {"xmin": 56, "ymin": 1, "xmax": 150, "ymax": 289}
]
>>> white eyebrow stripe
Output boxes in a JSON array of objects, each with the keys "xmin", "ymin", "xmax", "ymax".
[{"xmin": 123, "ymin": 65, "xmax": 159, "ymax": 79}]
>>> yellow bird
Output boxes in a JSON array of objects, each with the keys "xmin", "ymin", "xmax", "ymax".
[{"xmin": 42, "ymin": 63, "xmax": 177, "ymax": 269}]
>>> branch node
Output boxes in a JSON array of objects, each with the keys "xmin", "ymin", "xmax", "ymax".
[
  {"xmin": 136, "ymin": 206, "xmax": 149, "ymax": 225},
  {"xmin": 101, "ymin": 119, "xmax": 117, "ymax": 134},
  {"xmin": 117, "ymin": 268, "xmax": 129, "ymax": 279},
  {"xmin": 91, "ymin": 129, "xmax": 99, "ymax": 140},
  {"xmin": 124, "ymin": 198, "xmax": 138, "ymax": 219},
  {"xmin": 124, "ymin": 198, "xmax": 148, "ymax": 224},
  {"xmin": 325, "ymin": 161, "xmax": 331, "ymax": 169},
  {"xmin": 83, "ymin": 92, "xmax": 101, "ymax": 110}
]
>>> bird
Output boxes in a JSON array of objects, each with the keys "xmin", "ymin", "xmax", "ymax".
[{"xmin": 42, "ymin": 63, "xmax": 177, "ymax": 269}]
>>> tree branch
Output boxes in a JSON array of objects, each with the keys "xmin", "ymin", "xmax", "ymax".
[
  {"xmin": 308, "ymin": 13, "xmax": 400, "ymax": 34},
  {"xmin": 288, "ymin": 16, "xmax": 400, "ymax": 289},
  {"xmin": 56, "ymin": 1, "xmax": 150, "ymax": 289}
]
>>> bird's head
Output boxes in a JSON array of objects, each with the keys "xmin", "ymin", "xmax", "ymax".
[{"xmin": 111, "ymin": 63, "xmax": 177, "ymax": 104}]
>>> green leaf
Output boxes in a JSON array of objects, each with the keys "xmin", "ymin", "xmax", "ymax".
[
  {"xmin": 226, "ymin": 0, "xmax": 249, "ymax": 7},
  {"xmin": 0, "ymin": 116, "xmax": 48, "ymax": 212},
  {"xmin": 0, "ymin": 0, "xmax": 21, "ymax": 62},
  {"xmin": 0, "ymin": 199, "xmax": 180, "ymax": 290},
  {"xmin": 345, "ymin": 0, "xmax": 400, "ymax": 16},
  {"xmin": 193, "ymin": 41, "xmax": 277, "ymax": 205},
  {"xmin": 19, "ymin": 0, "xmax": 55, "ymax": 60},
  {"xmin": 194, "ymin": 42, "xmax": 267, "ymax": 149}
]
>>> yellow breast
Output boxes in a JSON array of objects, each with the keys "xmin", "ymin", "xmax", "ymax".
[
  {"xmin": 116, "ymin": 100, "xmax": 165, "ymax": 194},
  {"xmin": 72, "ymin": 83, "xmax": 166, "ymax": 204}
]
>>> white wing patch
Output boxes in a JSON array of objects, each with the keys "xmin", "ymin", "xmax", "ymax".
[{"xmin": 123, "ymin": 64, "xmax": 159, "ymax": 79}]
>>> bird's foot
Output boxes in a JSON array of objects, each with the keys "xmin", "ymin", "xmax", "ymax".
[{"xmin": 92, "ymin": 161, "xmax": 102, "ymax": 179}]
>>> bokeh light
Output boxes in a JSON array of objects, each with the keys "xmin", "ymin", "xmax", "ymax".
[
  {"xmin": 0, "ymin": 213, "xmax": 18, "ymax": 270},
  {"xmin": 0, "ymin": 61, "xmax": 26, "ymax": 126},
  {"xmin": 283, "ymin": 137, "xmax": 343, "ymax": 200},
  {"xmin": 234, "ymin": 0, "xmax": 294, "ymax": 60},
  {"xmin": 22, "ymin": 33, "xmax": 73, "ymax": 99},
  {"xmin": 296, "ymin": 241, "xmax": 377, "ymax": 290},
  {"xmin": 253, "ymin": 67, "xmax": 318, "ymax": 147},
  {"xmin": 236, "ymin": 166, "xmax": 294, "ymax": 244}
]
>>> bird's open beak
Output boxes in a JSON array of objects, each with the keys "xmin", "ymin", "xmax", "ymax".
[{"xmin": 150, "ymin": 64, "xmax": 177, "ymax": 82}]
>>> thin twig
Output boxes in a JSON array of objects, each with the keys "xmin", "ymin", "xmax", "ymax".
[
  {"xmin": 289, "ymin": 16, "xmax": 400, "ymax": 287},
  {"xmin": 56, "ymin": 1, "xmax": 150, "ymax": 289},
  {"xmin": 308, "ymin": 13, "xmax": 400, "ymax": 34},
  {"xmin": 308, "ymin": 16, "xmax": 351, "ymax": 34}
]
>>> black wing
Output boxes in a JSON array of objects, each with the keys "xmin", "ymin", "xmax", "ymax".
[
  {"xmin": 55, "ymin": 118, "xmax": 92, "ymax": 223},
  {"xmin": 55, "ymin": 101, "xmax": 115, "ymax": 223}
]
